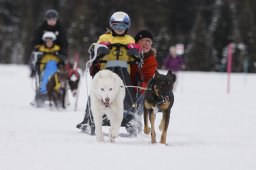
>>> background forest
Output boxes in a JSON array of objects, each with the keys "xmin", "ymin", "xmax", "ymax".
[{"xmin": 1, "ymin": 0, "xmax": 256, "ymax": 72}]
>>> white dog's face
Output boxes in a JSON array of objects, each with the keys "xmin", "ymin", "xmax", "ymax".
[{"xmin": 93, "ymin": 77, "xmax": 119, "ymax": 107}]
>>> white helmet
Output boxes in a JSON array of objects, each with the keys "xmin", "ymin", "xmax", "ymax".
[
  {"xmin": 109, "ymin": 11, "xmax": 131, "ymax": 31},
  {"xmin": 42, "ymin": 31, "xmax": 56, "ymax": 41}
]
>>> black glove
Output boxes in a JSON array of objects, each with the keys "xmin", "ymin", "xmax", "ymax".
[
  {"xmin": 127, "ymin": 48, "xmax": 140, "ymax": 57},
  {"xmin": 96, "ymin": 46, "xmax": 109, "ymax": 59},
  {"xmin": 89, "ymin": 44, "xmax": 109, "ymax": 61},
  {"xmin": 127, "ymin": 48, "xmax": 144, "ymax": 66}
]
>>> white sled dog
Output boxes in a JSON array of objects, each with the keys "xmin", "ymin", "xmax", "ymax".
[{"xmin": 90, "ymin": 70, "xmax": 125, "ymax": 142}]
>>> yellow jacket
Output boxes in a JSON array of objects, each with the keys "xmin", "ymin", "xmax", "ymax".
[
  {"xmin": 97, "ymin": 33, "xmax": 135, "ymax": 44},
  {"xmin": 97, "ymin": 33, "xmax": 135, "ymax": 72},
  {"xmin": 35, "ymin": 44, "xmax": 61, "ymax": 70}
]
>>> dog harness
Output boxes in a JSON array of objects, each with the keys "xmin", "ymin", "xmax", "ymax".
[
  {"xmin": 95, "ymin": 43, "xmax": 142, "ymax": 73},
  {"xmin": 54, "ymin": 74, "xmax": 61, "ymax": 92}
]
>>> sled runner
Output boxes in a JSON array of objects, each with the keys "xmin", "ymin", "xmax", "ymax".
[{"xmin": 77, "ymin": 43, "xmax": 144, "ymax": 136}]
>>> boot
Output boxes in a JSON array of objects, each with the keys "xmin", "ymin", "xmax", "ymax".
[
  {"xmin": 76, "ymin": 112, "xmax": 90, "ymax": 129},
  {"xmin": 34, "ymin": 92, "xmax": 47, "ymax": 107}
]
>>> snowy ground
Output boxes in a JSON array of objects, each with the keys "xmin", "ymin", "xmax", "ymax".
[{"xmin": 0, "ymin": 64, "xmax": 255, "ymax": 170}]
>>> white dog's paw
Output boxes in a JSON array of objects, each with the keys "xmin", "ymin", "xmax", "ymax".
[
  {"xmin": 96, "ymin": 135, "xmax": 104, "ymax": 142},
  {"xmin": 109, "ymin": 135, "xmax": 116, "ymax": 143},
  {"xmin": 112, "ymin": 130, "xmax": 120, "ymax": 138},
  {"xmin": 109, "ymin": 126, "xmax": 119, "ymax": 138}
]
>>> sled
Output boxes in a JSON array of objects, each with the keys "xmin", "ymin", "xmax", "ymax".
[
  {"xmin": 30, "ymin": 51, "xmax": 66, "ymax": 108},
  {"xmin": 78, "ymin": 43, "xmax": 144, "ymax": 136}
]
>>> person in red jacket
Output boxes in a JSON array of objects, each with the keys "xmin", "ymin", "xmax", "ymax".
[{"xmin": 131, "ymin": 30, "xmax": 158, "ymax": 91}]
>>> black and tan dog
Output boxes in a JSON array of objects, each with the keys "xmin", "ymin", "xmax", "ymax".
[
  {"xmin": 47, "ymin": 71, "xmax": 67, "ymax": 109},
  {"xmin": 143, "ymin": 70, "xmax": 176, "ymax": 144}
]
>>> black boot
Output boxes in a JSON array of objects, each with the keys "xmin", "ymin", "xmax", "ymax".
[
  {"xmin": 76, "ymin": 100, "xmax": 91, "ymax": 128},
  {"xmin": 123, "ymin": 111, "xmax": 142, "ymax": 137},
  {"xmin": 76, "ymin": 109, "xmax": 90, "ymax": 129},
  {"xmin": 76, "ymin": 118, "xmax": 88, "ymax": 129},
  {"xmin": 76, "ymin": 103, "xmax": 96, "ymax": 135},
  {"xmin": 121, "ymin": 113, "xmax": 134, "ymax": 127},
  {"xmin": 34, "ymin": 92, "xmax": 47, "ymax": 107}
]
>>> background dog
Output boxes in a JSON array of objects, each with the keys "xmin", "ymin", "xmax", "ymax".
[
  {"xmin": 67, "ymin": 69, "xmax": 80, "ymax": 97},
  {"xmin": 46, "ymin": 71, "xmax": 67, "ymax": 109},
  {"xmin": 90, "ymin": 70, "xmax": 125, "ymax": 142},
  {"xmin": 65, "ymin": 60, "xmax": 81, "ymax": 111},
  {"xmin": 143, "ymin": 70, "xmax": 176, "ymax": 144}
]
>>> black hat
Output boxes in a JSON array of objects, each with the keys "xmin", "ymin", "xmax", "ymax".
[
  {"xmin": 134, "ymin": 30, "xmax": 153, "ymax": 42},
  {"xmin": 45, "ymin": 9, "xmax": 59, "ymax": 20}
]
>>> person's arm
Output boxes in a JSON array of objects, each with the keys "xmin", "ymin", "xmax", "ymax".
[
  {"xmin": 143, "ymin": 56, "xmax": 158, "ymax": 82},
  {"xmin": 31, "ymin": 28, "xmax": 43, "ymax": 51}
]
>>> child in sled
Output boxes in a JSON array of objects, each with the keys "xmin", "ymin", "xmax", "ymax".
[
  {"xmin": 77, "ymin": 11, "xmax": 143, "ymax": 136},
  {"xmin": 32, "ymin": 31, "xmax": 66, "ymax": 107}
]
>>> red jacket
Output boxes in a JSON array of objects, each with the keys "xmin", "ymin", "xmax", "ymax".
[{"xmin": 131, "ymin": 49, "xmax": 158, "ymax": 92}]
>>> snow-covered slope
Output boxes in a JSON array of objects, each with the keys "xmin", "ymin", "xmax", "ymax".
[{"xmin": 0, "ymin": 64, "xmax": 255, "ymax": 170}]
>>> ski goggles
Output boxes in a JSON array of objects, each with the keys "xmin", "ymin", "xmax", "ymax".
[
  {"xmin": 111, "ymin": 23, "xmax": 129, "ymax": 31},
  {"xmin": 43, "ymin": 37, "xmax": 55, "ymax": 41}
]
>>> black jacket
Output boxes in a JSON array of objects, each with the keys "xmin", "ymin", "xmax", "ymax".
[{"xmin": 31, "ymin": 21, "xmax": 68, "ymax": 56}]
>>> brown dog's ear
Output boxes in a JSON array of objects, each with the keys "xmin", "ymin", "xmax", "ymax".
[
  {"xmin": 154, "ymin": 70, "xmax": 160, "ymax": 77},
  {"xmin": 167, "ymin": 70, "xmax": 176, "ymax": 83},
  {"xmin": 167, "ymin": 70, "xmax": 173, "ymax": 76}
]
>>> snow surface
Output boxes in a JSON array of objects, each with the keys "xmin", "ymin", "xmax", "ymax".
[{"xmin": 0, "ymin": 64, "xmax": 256, "ymax": 170}]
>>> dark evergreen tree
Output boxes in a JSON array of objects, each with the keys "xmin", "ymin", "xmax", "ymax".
[
  {"xmin": 237, "ymin": 0, "xmax": 256, "ymax": 72},
  {"xmin": 187, "ymin": 12, "xmax": 211, "ymax": 70},
  {"xmin": 212, "ymin": 0, "xmax": 232, "ymax": 71},
  {"xmin": 0, "ymin": 0, "xmax": 21, "ymax": 63}
]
